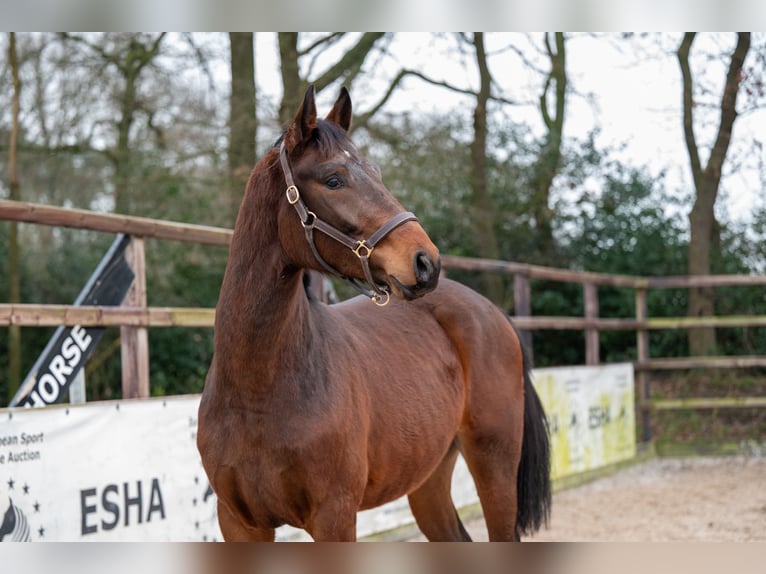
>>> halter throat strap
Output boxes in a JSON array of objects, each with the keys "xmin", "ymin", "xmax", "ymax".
[{"xmin": 279, "ymin": 142, "xmax": 417, "ymax": 306}]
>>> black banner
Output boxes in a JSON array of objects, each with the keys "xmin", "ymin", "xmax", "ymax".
[{"xmin": 11, "ymin": 234, "xmax": 135, "ymax": 408}]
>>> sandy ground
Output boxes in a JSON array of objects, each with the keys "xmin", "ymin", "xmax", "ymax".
[{"xmin": 445, "ymin": 457, "xmax": 766, "ymax": 542}]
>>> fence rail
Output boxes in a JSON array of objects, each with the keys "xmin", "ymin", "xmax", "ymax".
[
  {"xmin": 0, "ymin": 303, "xmax": 215, "ymax": 327},
  {"xmin": 0, "ymin": 199, "xmax": 232, "ymax": 246},
  {"xmin": 2, "ymin": 199, "xmax": 766, "ymax": 439},
  {"xmin": 4, "ymin": 303, "xmax": 766, "ymax": 333},
  {"xmin": 441, "ymin": 254, "xmax": 766, "ymax": 289}
]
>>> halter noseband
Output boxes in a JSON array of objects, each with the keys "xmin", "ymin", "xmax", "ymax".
[{"xmin": 279, "ymin": 142, "xmax": 417, "ymax": 306}]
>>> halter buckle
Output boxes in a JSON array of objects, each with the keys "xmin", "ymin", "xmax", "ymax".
[
  {"xmin": 286, "ymin": 185, "xmax": 300, "ymax": 205},
  {"xmin": 352, "ymin": 240, "xmax": 373, "ymax": 259}
]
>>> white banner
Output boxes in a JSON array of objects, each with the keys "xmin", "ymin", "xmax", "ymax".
[
  {"xmin": 0, "ymin": 363, "xmax": 634, "ymax": 541},
  {"xmin": 0, "ymin": 397, "xmax": 219, "ymax": 542}
]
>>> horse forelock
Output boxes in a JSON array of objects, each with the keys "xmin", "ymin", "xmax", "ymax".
[
  {"xmin": 314, "ymin": 119, "xmax": 354, "ymax": 156},
  {"xmin": 273, "ymin": 120, "xmax": 354, "ymax": 161}
]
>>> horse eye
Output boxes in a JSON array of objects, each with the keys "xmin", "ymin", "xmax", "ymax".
[{"xmin": 325, "ymin": 175, "xmax": 346, "ymax": 190}]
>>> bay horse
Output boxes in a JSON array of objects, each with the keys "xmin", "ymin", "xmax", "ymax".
[{"xmin": 197, "ymin": 86, "xmax": 551, "ymax": 541}]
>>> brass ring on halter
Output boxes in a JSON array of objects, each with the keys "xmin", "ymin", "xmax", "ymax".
[
  {"xmin": 371, "ymin": 290, "xmax": 390, "ymax": 307},
  {"xmin": 286, "ymin": 185, "xmax": 300, "ymax": 204},
  {"xmin": 352, "ymin": 240, "xmax": 373, "ymax": 259},
  {"xmin": 301, "ymin": 211, "xmax": 317, "ymax": 229}
]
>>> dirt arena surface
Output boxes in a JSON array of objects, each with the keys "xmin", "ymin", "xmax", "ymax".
[{"xmin": 456, "ymin": 456, "xmax": 766, "ymax": 542}]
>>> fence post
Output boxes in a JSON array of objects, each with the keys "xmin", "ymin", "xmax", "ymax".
[
  {"xmin": 121, "ymin": 236, "xmax": 150, "ymax": 399},
  {"xmin": 583, "ymin": 282, "xmax": 599, "ymax": 365},
  {"xmin": 513, "ymin": 273, "xmax": 534, "ymax": 367},
  {"xmin": 69, "ymin": 370, "xmax": 86, "ymax": 404},
  {"xmin": 635, "ymin": 287, "xmax": 651, "ymax": 442}
]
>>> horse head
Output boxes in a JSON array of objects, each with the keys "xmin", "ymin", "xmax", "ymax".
[{"xmin": 277, "ymin": 86, "xmax": 441, "ymax": 303}]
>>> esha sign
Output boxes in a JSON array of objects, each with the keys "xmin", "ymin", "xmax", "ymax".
[
  {"xmin": 0, "ymin": 397, "xmax": 219, "ymax": 542},
  {"xmin": 0, "ymin": 364, "xmax": 635, "ymax": 541}
]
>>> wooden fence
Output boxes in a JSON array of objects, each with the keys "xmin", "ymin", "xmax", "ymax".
[{"xmin": 2, "ymin": 199, "xmax": 766, "ymax": 439}]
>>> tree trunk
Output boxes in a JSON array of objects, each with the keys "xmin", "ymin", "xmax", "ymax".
[
  {"xmin": 114, "ymin": 71, "xmax": 137, "ymax": 214},
  {"xmin": 228, "ymin": 33, "xmax": 257, "ymax": 226},
  {"xmin": 278, "ymin": 33, "xmax": 387, "ymax": 129},
  {"xmin": 7, "ymin": 32, "xmax": 22, "ymax": 402},
  {"xmin": 677, "ymin": 32, "xmax": 750, "ymax": 356},
  {"xmin": 278, "ymin": 33, "xmax": 303, "ymax": 127},
  {"xmin": 531, "ymin": 32, "xmax": 567, "ymax": 265},
  {"xmin": 470, "ymin": 32, "xmax": 504, "ymax": 304},
  {"xmin": 113, "ymin": 34, "xmax": 166, "ymax": 214}
]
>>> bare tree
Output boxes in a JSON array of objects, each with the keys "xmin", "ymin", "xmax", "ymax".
[
  {"xmin": 677, "ymin": 32, "xmax": 751, "ymax": 356},
  {"xmin": 469, "ymin": 32, "xmax": 503, "ymax": 303},
  {"xmin": 530, "ymin": 32, "xmax": 567, "ymax": 264},
  {"xmin": 6, "ymin": 32, "xmax": 21, "ymax": 401},
  {"xmin": 228, "ymin": 33, "xmax": 256, "ymax": 226},
  {"xmin": 277, "ymin": 33, "xmax": 395, "ymax": 130},
  {"xmin": 59, "ymin": 33, "xmax": 167, "ymax": 214}
]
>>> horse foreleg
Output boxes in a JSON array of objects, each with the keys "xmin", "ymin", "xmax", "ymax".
[
  {"xmin": 305, "ymin": 499, "xmax": 358, "ymax": 541},
  {"xmin": 217, "ymin": 499, "xmax": 276, "ymax": 542}
]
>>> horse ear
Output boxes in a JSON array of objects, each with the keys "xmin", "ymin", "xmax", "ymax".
[
  {"xmin": 325, "ymin": 86, "xmax": 352, "ymax": 131},
  {"xmin": 284, "ymin": 85, "xmax": 318, "ymax": 151}
]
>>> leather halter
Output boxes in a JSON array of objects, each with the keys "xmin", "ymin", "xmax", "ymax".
[{"xmin": 279, "ymin": 142, "xmax": 417, "ymax": 306}]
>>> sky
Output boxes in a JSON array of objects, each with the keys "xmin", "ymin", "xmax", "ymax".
[
  {"xmin": 3, "ymin": 0, "xmax": 766, "ymax": 32},
  {"xmin": 249, "ymin": 32, "xmax": 765, "ymax": 226}
]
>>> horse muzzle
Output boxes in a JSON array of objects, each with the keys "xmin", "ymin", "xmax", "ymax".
[{"xmin": 389, "ymin": 250, "xmax": 441, "ymax": 300}]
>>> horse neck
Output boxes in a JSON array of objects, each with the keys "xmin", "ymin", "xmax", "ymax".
[{"xmin": 215, "ymin": 156, "xmax": 314, "ymax": 387}]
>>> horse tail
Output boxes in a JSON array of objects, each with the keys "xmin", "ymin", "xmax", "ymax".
[{"xmin": 513, "ymin": 323, "xmax": 552, "ymax": 537}]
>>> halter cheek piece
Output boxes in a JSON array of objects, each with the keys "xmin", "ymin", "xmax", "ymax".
[{"xmin": 279, "ymin": 142, "xmax": 417, "ymax": 307}]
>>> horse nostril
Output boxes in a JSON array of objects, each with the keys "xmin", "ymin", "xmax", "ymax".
[{"xmin": 414, "ymin": 251, "xmax": 436, "ymax": 285}]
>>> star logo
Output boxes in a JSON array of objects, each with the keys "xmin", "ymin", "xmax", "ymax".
[{"xmin": 1, "ymin": 476, "xmax": 44, "ymax": 542}]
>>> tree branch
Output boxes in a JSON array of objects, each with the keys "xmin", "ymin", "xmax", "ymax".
[
  {"xmin": 553, "ymin": 32, "xmax": 567, "ymax": 133},
  {"xmin": 59, "ymin": 32, "xmax": 118, "ymax": 66},
  {"xmin": 706, "ymin": 32, "xmax": 751, "ymax": 183},
  {"xmin": 299, "ymin": 32, "xmax": 344, "ymax": 58},
  {"xmin": 312, "ymin": 33, "xmax": 387, "ymax": 93},
  {"xmin": 677, "ymin": 32, "xmax": 703, "ymax": 189},
  {"xmin": 397, "ymin": 68, "xmax": 519, "ymax": 106},
  {"xmin": 353, "ymin": 68, "xmax": 410, "ymax": 129}
]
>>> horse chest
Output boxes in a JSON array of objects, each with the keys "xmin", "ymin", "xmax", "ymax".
[{"xmin": 204, "ymin": 405, "xmax": 366, "ymax": 531}]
